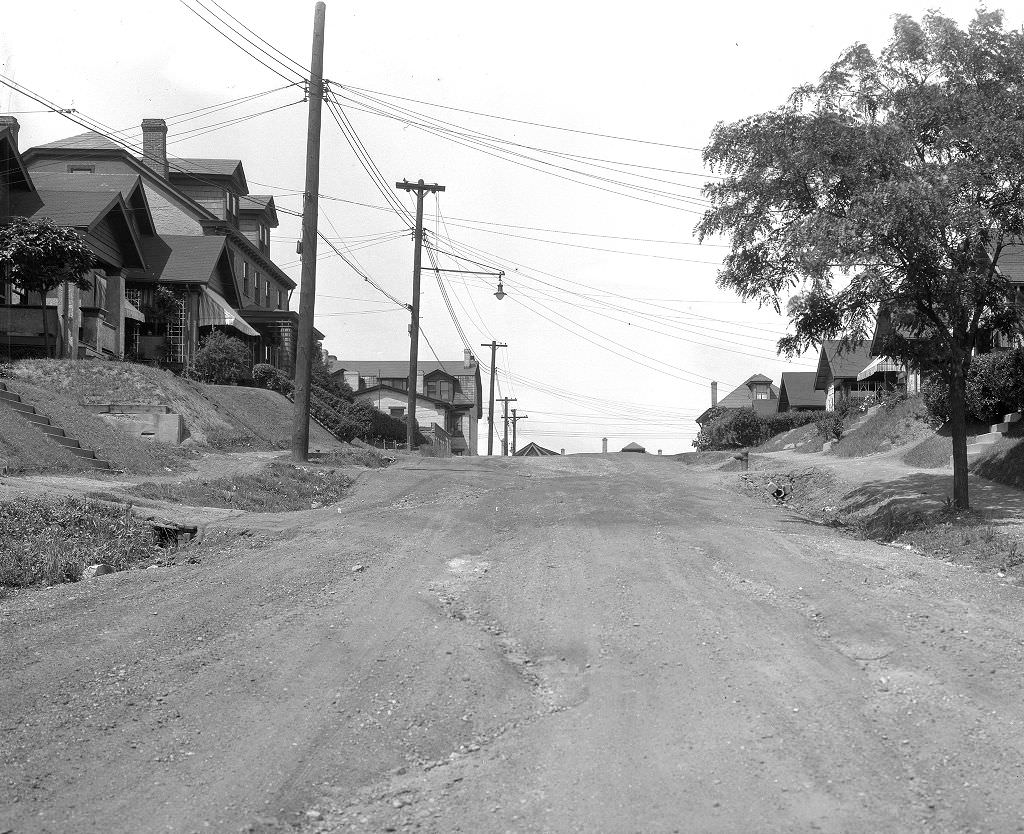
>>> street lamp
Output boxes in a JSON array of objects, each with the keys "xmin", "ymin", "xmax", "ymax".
[{"xmin": 494, "ymin": 279, "xmax": 506, "ymax": 301}]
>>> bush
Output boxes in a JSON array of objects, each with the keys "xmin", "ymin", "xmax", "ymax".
[
  {"xmin": 188, "ymin": 331, "xmax": 252, "ymax": 384},
  {"xmin": 693, "ymin": 408, "xmax": 819, "ymax": 451},
  {"xmin": 816, "ymin": 414, "xmax": 844, "ymax": 442},
  {"xmin": 252, "ymin": 363, "xmax": 293, "ymax": 395},
  {"xmin": 923, "ymin": 347, "xmax": 1024, "ymax": 425}
]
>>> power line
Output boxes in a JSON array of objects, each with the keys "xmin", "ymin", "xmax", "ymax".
[{"xmin": 335, "ymin": 82, "xmax": 707, "ymax": 151}]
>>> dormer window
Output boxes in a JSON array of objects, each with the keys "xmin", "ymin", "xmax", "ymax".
[
  {"xmin": 753, "ymin": 384, "xmax": 770, "ymax": 400},
  {"xmin": 258, "ymin": 223, "xmax": 269, "ymax": 253},
  {"xmin": 226, "ymin": 192, "xmax": 239, "ymax": 223}
]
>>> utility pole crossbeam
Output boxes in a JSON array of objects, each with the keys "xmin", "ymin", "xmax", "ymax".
[
  {"xmin": 510, "ymin": 408, "xmax": 528, "ymax": 456},
  {"xmin": 396, "ymin": 178, "xmax": 445, "ymax": 452},
  {"xmin": 480, "ymin": 341, "xmax": 507, "ymax": 456},
  {"xmin": 290, "ymin": 1, "xmax": 327, "ymax": 463},
  {"xmin": 498, "ymin": 397, "xmax": 517, "ymax": 456}
]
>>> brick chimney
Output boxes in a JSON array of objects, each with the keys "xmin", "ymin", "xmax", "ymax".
[
  {"xmin": 711, "ymin": 380, "xmax": 718, "ymax": 407},
  {"xmin": 0, "ymin": 116, "xmax": 20, "ymax": 149},
  {"xmin": 463, "ymin": 348, "xmax": 474, "ymax": 368},
  {"xmin": 141, "ymin": 118, "xmax": 168, "ymax": 178}
]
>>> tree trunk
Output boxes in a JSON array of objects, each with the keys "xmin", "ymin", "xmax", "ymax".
[
  {"xmin": 948, "ymin": 362, "xmax": 970, "ymax": 510},
  {"xmin": 40, "ymin": 303, "xmax": 50, "ymax": 359}
]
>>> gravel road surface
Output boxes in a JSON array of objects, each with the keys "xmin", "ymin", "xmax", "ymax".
[{"xmin": 3, "ymin": 454, "xmax": 1024, "ymax": 833}]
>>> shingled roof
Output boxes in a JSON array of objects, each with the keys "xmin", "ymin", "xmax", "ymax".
[
  {"xmin": 814, "ymin": 340, "xmax": 875, "ymax": 391},
  {"xmin": 32, "ymin": 131, "xmax": 123, "ymax": 151},
  {"xmin": 127, "ymin": 235, "xmax": 229, "ymax": 285},
  {"xmin": 778, "ymin": 371, "xmax": 826, "ymax": 410}
]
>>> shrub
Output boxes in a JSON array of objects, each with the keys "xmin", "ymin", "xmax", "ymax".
[
  {"xmin": 923, "ymin": 347, "xmax": 1024, "ymax": 425},
  {"xmin": 252, "ymin": 363, "xmax": 293, "ymax": 395},
  {"xmin": 816, "ymin": 414, "xmax": 845, "ymax": 442},
  {"xmin": 693, "ymin": 408, "xmax": 817, "ymax": 451},
  {"xmin": 188, "ymin": 331, "xmax": 252, "ymax": 384}
]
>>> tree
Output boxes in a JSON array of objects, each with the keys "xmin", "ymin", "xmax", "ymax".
[
  {"xmin": 188, "ymin": 331, "xmax": 252, "ymax": 384},
  {"xmin": 696, "ymin": 10, "xmax": 1024, "ymax": 510},
  {"xmin": 0, "ymin": 217, "xmax": 95, "ymax": 358}
]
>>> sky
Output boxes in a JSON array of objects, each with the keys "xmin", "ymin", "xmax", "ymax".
[{"xmin": 0, "ymin": 0, "xmax": 1003, "ymax": 454}]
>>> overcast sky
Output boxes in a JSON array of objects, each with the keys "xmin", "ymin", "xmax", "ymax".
[{"xmin": 1, "ymin": 0, "xmax": 1000, "ymax": 453}]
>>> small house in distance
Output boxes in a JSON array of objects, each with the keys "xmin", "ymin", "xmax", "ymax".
[
  {"xmin": 621, "ymin": 442, "xmax": 646, "ymax": 453},
  {"xmin": 513, "ymin": 441, "xmax": 559, "ymax": 457},
  {"xmin": 695, "ymin": 374, "xmax": 780, "ymax": 427}
]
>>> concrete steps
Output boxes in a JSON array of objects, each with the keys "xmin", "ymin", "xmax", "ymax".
[
  {"xmin": 0, "ymin": 381, "xmax": 112, "ymax": 470},
  {"xmin": 952, "ymin": 410, "xmax": 1023, "ymax": 466}
]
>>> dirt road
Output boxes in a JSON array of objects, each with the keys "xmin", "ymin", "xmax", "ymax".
[{"xmin": 3, "ymin": 454, "xmax": 1024, "ymax": 833}]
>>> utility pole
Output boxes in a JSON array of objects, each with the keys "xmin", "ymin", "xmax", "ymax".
[
  {"xmin": 480, "ymin": 341, "xmax": 507, "ymax": 455},
  {"xmin": 396, "ymin": 178, "xmax": 445, "ymax": 451},
  {"xmin": 290, "ymin": 1, "xmax": 327, "ymax": 463},
  {"xmin": 499, "ymin": 396, "xmax": 517, "ymax": 456},
  {"xmin": 510, "ymin": 408, "xmax": 528, "ymax": 455}
]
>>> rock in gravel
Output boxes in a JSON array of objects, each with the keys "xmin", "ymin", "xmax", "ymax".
[
  {"xmin": 305, "ymin": 809, "xmax": 322, "ymax": 820},
  {"xmin": 82, "ymin": 563, "xmax": 115, "ymax": 579},
  {"xmin": 351, "ymin": 564, "xmax": 365, "ymax": 573}
]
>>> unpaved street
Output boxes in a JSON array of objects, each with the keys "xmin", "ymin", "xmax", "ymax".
[{"xmin": 3, "ymin": 454, "xmax": 1024, "ymax": 833}]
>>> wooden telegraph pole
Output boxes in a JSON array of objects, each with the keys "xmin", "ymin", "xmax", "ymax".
[
  {"xmin": 499, "ymin": 396, "xmax": 517, "ymax": 456},
  {"xmin": 480, "ymin": 341, "xmax": 507, "ymax": 455},
  {"xmin": 510, "ymin": 408, "xmax": 528, "ymax": 455},
  {"xmin": 395, "ymin": 179, "xmax": 445, "ymax": 451},
  {"xmin": 290, "ymin": 1, "xmax": 327, "ymax": 462}
]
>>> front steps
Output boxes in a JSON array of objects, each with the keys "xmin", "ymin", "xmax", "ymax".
[{"xmin": 0, "ymin": 381, "xmax": 112, "ymax": 470}]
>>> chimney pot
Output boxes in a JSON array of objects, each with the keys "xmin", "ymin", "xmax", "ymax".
[
  {"xmin": 0, "ymin": 116, "xmax": 20, "ymax": 148},
  {"xmin": 141, "ymin": 118, "xmax": 169, "ymax": 179}
]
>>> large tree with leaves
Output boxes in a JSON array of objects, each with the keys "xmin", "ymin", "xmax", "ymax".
[
  {"xmin": 0, "ymin": 216, "xmax": 95, "ymax": 358},
  {"xmin": 697, "ymin": 9, "xmax": 1024, "ymax": 510}
]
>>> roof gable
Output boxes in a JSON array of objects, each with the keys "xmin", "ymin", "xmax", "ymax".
[
  {"xmin": 0, "ymin": 127, "xmax": 35, "ymax": 196},
  {"xmin": 26, "ymin": 172, "xmax": 156, "ymax": 237},
  {"xmin": 815, "ymin": 340, "xmax": 875, "ymax": 390},
  {"xmin": 779, "ymin": 372, "xmax": 826, "ymax": 409},
  {"xmin": 127, "ymin": 234, "xmax": 230, "ymax": 288}
]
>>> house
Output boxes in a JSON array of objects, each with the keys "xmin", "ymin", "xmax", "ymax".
[
  {"xmin": 0, "ymin": 118, "xmax": 147, "ymax": 361},
  {"xmin": 777, "ymin": 371, "xmax": 826, "ymax": 413},
  {"xmin": 695, "ymin": 374, "xmax": 780, "ymax": 427},
  {"xmin": 18, "ymin": 119, "xmax": 313, "ymax": 372},
  {"xmin": 330, "ymin": 350, "xmax": 482, "ymax": 455},
  {"xmin": 621, "ymin": 441, "xmax": 647, "ymax": 453},
  {"xmin": 813, "ymin": 340, "xmax": 900, "ymax": 410},
  {"xmin": 513, "ymin": 441, "xmax": 559, "ymax": 457}
]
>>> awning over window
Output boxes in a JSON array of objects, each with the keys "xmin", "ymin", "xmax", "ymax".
[
  {"xmin": 198, "ymin": 288, "xmax": 258, "ymax": 337},
  {"xmin": 123, "ymin": 298, "xmax": 146, "ymax": 323}
]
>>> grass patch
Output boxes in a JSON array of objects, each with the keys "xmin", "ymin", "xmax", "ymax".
[
  {"xmin": 971, "ymin": 436, "xmax": 1024, "ymax": 490},
  {"xmin": 0, "ymin": 496, "xmax": 159, "ymax": 592},
  {"xmin": 903, "ymin": 433, "xmax": 953, "ymax": 468},
  {"xmin": 828, "ymin": 396, "xmax": 934, "ymax": 458},
  {"xmin": 310, "ymin": 446, "xmax": 394, "ymax": 468},
  {"xmin": 7, "ymin": 379, "xmax": 188, "ymax": 473},
  {"xmin": 130, "ymin": 461, "xmax": 353, "ymax": 510},
  {"xmin": 757, "ymin": 420, "xmax": 825, "ymax": 454}
]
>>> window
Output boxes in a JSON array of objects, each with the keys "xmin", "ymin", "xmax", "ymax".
[
  {"xmin": 389, "ymin": 406, "xmax": 405, "ymax": 418},
  {"xmin": 425, "ymin": 378, "xmax": 453, "ymax": 401},
  {"xmin": 265, "ymin": 281, "xmax": 271, "ymax": 307},
  {"xmin": 226, "ymin": 192, "xmax": 239, "ymax": 223},
  {"xmin": 67, "ymin": 164, "xmax": 95, "ymax": 173},
  {"xmin": 276, "ymin": 289, "xmax": 283, "ymax": 310},
  {"xmin": 242, "ymin": 262, "xmax": 250, "ymax": 296},
  {"xmin": 253, "ymin": 271, "xmax": 260, "ymax": 304},
  {"xmin": 258, "ymin": 224, "xmax": 269, "ymax": 252}
]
